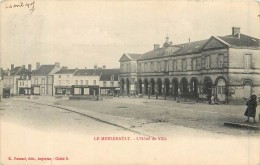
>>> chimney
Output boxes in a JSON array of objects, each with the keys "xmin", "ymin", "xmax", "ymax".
[
  {"xmin": 36, "ymin": 62, "xmax": 40, "ymax": 70},
  {"xmin": 11, "ymin": 64, "xmax": 14, "ymax": 70},
  {"xmin": 94, "ymin": 65, "xmax": 98, "ymax": 70},
  {"xmin": 62, "ymin": 66, "xmax": 68, "ymax": 69},
  {"xmin": 22, "ymin": 65, "xmax": 25, "ymax": 68},
  {"xmin": 232, "ymin": 27, "xmax": 240, "ymax": 38},
  {"xmin": 55, "ymin": 62, "xmax": 60, "ymax": 67},
  {"xmin": 154, "ymin": 44, "xmax": 160, "ymax": 50},
  {"xmin": 102, "ymin": 65, "xmax": 106, "ymax": 69},
  {"xmin": 28, "ymin": 64, "xmax": 32, "ymax": 71}
]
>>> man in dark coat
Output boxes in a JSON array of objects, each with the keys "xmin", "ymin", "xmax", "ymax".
[{"xmin": 244, "ymin": 94, "xmax": 257, "ymax": 123}]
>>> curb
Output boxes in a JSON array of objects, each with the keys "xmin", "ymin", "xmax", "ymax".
[{"xmin": 224, "ymin": 122, "xmax": 259, "ymax": 131}]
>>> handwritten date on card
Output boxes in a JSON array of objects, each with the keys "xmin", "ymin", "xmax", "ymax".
[{"xmin": 5, "ymin": 1, "xmax": 35, "ymax": 14}]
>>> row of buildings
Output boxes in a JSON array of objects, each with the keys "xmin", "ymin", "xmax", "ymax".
[
  {"xmin": 1, "ymin": 27, "xmax": 259, "ymax": 103},
  {"xmin": 1, "ymin": 63, "xmax": 120, "ymax": 97},
  {"xmin": 119, "ymin": 27, "xmax": 260, "ymax": 103}
]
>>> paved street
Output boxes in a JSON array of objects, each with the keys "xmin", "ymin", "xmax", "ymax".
[{"xmin": 0, "ymin": 97, "xmax": 260, "ymax": 165}]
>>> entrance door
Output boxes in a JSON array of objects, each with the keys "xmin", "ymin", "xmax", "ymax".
[{"xmin": 217, "ymin": 79, "xmax": 226, "ymax": 102}]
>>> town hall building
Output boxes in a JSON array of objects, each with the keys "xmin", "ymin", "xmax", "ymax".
[{"xmin": 119, "ymin": 27, "xmax": 260, "ymax": 103}]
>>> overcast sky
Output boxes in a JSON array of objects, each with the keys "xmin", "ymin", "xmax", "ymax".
[{"xmin": 1, "ymin": 0, "xmax": 259, "ymax": 70}]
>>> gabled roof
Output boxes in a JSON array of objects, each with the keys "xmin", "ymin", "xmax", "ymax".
[
  {"xmin": 127, "ymin": 53, "xmax": 143, "ymax": 60},
  {"xmin": 218, "ymin": 34, "xmax": 259, "ymax": 47},
  {"xmin": 100, "ymin": 69, "xmax": 120, "ymax": 81},
  {"xmin": 9, "ymin": 66, "xmax": 31, "ymax": 76},
  {"xmin": 73, "ymin": 69, "xmax": 102, "ymax": 76},
  {"xmin": 31, "ymin": 65, "xmax": 56, "ymax": 76},
  {"xmin": 55, "ymin": 69, "xmax": 77, "ymax": 74},
  {"xmin": 119, "ymin": 53, "xmax": 143, "ymax": 62}
]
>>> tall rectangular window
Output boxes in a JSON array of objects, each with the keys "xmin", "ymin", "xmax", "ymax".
[
  {"xmin": 218, "ymin": 54, "xmax": 224, "ymax": 68},
  {"xmin": 244, "ymin": 54, "xmax": 252, "ymax": 69},
  {"xmin": 80, "ymin": 80, "xmax": 83, "ymax": 85},
  {"xmin": 182, "ymin": 59, "xmax": 187, "ymax": 71},
  {"xmin": 103, "ymin": 81, "xmax": 106, "ymax": 87},
  {"xmin": 150, "ymin": 62, "xmax": 154, "ymax": 72},
  {"xmin": 138, "ymin": 63, "xmax": 141, "ymax": 72},
  {"xmin": 75, "ymin": 80, "xmax": 78, "ymax": 85},
  {"xmin": 35, "ymin": 78, "xmax": 38, "ymax": 85},
  {"xmin": 157, "ymin": 62, "xmax": 161, "ymax": 72},
  {"xmin": 141, "ymin": 63, "xmax": 144, "ymax": 72},
  {"xmin": 192, "ymin": 58, "xmax": 197, "ymax": 70},
  {"xmin": 165, "ymin": 61, "xmax": 169, "ymax": 71},
  {"xmin": 173, "ymin": 60, "xmax": 177, "ymax": 71},
  {"xmin": 85, "ymin": 80, "xmax": 88, "ymax": 85},
  {"xmin": 42, "ymin": 78, "xmax": 45, "ymax": 85},
  {"xmin": 93, "ymin": 80, "xmax": 96, "ymax": 85},
  {"xmin": 205, "ymin": 56, "xmax": 210, "ymax": 69}
]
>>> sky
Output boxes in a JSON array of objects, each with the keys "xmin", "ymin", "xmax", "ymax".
[{"xmin": 1, "ymin": 0, "xmax": 260, "ymax": 70}]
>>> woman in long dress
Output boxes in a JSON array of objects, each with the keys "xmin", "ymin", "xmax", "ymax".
[{"xmin": 244, "ymin": 94, "xmax": 257, "ymax": 123}]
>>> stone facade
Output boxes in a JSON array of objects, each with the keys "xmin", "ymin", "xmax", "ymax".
[{"xmin": 119, "ymin": 27, "xmax": 260, "ymax": 103}]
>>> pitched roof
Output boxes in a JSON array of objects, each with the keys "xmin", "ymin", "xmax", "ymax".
[
  {"xmin": 218, "ymin": 34, "xmax": 259, "ymax": 47},
  {"xmin": 100, "ymin": 69, "xmax": 120, "ymax": 81},
  {"xmin": 138, "ymin": 40, "xmax": 208, "ymax": 60},
  {"xmin": 9, "ymin": 66, "xmax": 31, "ymax": 76},
  {"xmin": 174, "ymin": 40, "xmax": 208, "ymax": 55},
  {"xmin": 31, "ymin": 65, "xmax": 56, "ymax": 76},
  {"xmin": 127, "ymin": 53, "xmax": 143, "ymax": 60},
  {"xmin": 73, "ymin": 69, "xmax": 102, "ymax": 76},
  {"xmin": 55, "ymin": 69, "xmax": 77, "ymax": 74},
  {"xmin": 138, "ymin": 47, "xmax": 167, "ymax": 60}
]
